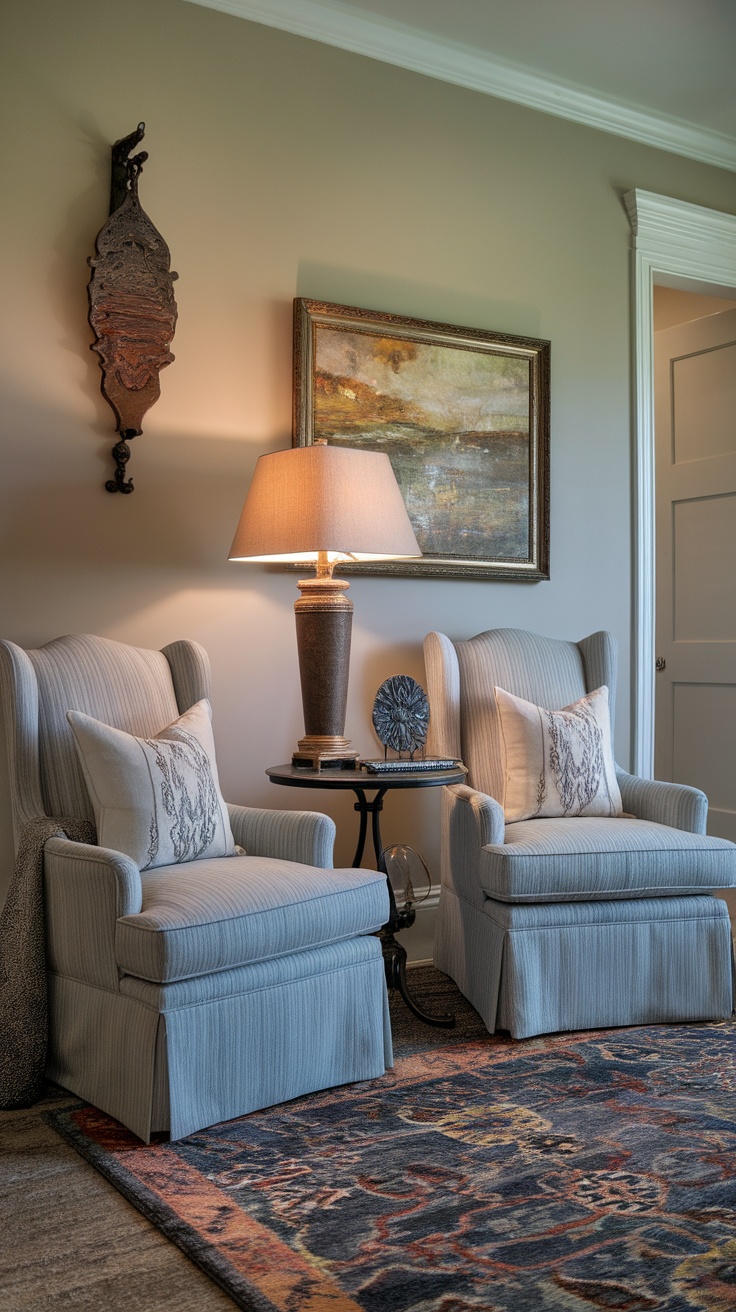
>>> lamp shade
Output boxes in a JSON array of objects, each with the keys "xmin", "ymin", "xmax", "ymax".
[{"xmin": 228, "ymin": 443, "xmax": 421, "ymax": 564}]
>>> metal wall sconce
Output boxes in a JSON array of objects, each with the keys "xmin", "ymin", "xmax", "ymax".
[{"xmin": 87, "ymin": 123, "xmax": 178, "ymax": 493}]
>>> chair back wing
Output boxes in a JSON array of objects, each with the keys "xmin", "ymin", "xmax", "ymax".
[
  {"xmin": 425, "ymin": 628, "xmax": 616, "ymax": 801},
  {"xmin": 0, "ymin": 640, "xmax": 46, "ymax": 841},
  {"xmin": 424, "ymin": 631, "xmax": 463, "ymax": 760},
  {"xmin": 577, "ymin": 630, "xmax": 617, "ymax": 721},
  {"xmin": 0, "ymin": 634, "xmax": 204, "ymax": 838},
  {"xmin": 161, "ymin": 639, "xmax": 211, "ymax": 715}
]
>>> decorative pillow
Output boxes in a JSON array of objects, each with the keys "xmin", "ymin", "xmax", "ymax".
[
  {"xmin": 67, "ymin": 699, "xmax": 236, "ymax": 870},
  {"xmin": 495, "ymin": 684, "xmax": 623, "ymax": 823}
]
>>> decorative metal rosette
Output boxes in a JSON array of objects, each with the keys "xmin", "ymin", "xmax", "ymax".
[{"xmin": 372, "ymin": 675, "xmax": 430, "ymax": 754}]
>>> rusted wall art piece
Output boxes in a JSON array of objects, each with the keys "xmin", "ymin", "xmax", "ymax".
[{"xmin": 88, "ymin": 123, "xmax": 178, "ymax": 493}]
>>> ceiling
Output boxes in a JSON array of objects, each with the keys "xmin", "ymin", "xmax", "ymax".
[{"xmin": 184, "ymin": 0, "xmax": 736, "ymax": 171}]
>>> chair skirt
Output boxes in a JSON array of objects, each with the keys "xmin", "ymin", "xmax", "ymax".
[
  {"xmin": 47, "ymin": 935, "xmax": 392, "ymax": 1141},
  {"xmin": 434, "ymin": 885, "xmax": 734, "ymax": 1039}
]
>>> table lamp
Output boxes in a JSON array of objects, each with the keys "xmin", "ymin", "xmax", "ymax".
[{"xmin": 229, "ymin": 440, "xmax": 422, "ymax": 768}]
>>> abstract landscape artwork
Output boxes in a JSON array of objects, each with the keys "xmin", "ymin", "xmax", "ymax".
[{"xmin": 293, "ymin": 300, "xmax": 550, "ymax": 579}]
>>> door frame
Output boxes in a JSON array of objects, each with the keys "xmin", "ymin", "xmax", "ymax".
[{"xmin": 624, "ymin": 189, "xmax": 736, "ymax": 777}]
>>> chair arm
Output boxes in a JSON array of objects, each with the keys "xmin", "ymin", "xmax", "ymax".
[
  {"xmin": 615, "ymin": 767, "xmax": 707, "ymax": 834},
  {"xmin": 441, "ymin": 784, "xmax": 505, "ymax": 909},
  {"xmin": 43, "ymin": 838, "xmax": 142, "ymax": 990},
  {"xmin": 448, "ymin": 783, "xmax": 506, "ymax": 847},
  {"xmin": 227, "ymin": 804, "xmax": 336, "ymax": 867}
]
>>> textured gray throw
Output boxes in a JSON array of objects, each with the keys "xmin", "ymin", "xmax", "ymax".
[{"xmin": 0, "ymin": 817, "xmax": 95, "ymax": 1108}]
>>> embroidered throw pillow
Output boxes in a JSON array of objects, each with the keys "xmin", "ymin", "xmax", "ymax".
[
  {"xmin": 495, "ymin": 684, "xmax": 623, "ymax": 823},
  {"xmin": 67, "ymin": 699, "xmax": 236, "ymax": 870}
]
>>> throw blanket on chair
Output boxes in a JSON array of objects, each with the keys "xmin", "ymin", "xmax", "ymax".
[{"xmin": 0, "ymin": 817, "xmax": 95, "ymax": 1108}]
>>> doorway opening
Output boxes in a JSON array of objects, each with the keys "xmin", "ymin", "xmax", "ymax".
[
  {"xmin": 652, "ymin": 284, "xmax": 736, "ymax": 845},
  {"xmin": 624, "ymin": 190, "xmax": 736, "ymax": 778}
]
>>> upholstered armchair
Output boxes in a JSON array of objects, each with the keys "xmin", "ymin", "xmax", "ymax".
[
  {"xmin": 0, "ymin": 634, "xmax": 391, "ymax": 1141},
  {"xmin": 424, "ymin": 627, "xmax": 736, "ymax": 1039}
]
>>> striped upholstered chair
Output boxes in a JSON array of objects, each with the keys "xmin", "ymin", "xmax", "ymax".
[
  {"xmin": 424, "ymin": 627, "xmax": 736, "ymax": 1038},
  {"xmin": 0, "ymin": 634, "xmax": 391, "ymax": 1141}
]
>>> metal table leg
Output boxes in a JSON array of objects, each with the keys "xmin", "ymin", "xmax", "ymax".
[{"xmin": 351, "ymin": 787, "xmax": 455, "ymax": 1029}]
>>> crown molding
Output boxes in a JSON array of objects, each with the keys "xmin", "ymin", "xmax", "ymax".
[
  {"xmin": 625, "ymin": 190, "xmax": 736, "ymax": 281},
  {"xmin": 184, "ymin": 0, "xmax": 736, "ymax": 172}
]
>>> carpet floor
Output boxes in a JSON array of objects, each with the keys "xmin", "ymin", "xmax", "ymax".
[
  {"xmin": 0, "ymin": 1083, "xmax": 235, "ymax": 1311},
  {"xmin": 45, "ymin": 968, "xmax": 736, "ymax": 1312}
]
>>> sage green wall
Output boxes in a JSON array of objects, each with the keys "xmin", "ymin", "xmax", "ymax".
[{"xmin": 1, "ymin": 0, "xmax": 735, "ymax": 936}]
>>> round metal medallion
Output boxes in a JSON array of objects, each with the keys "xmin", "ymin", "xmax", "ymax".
[{"xmin": 372, "ymin": 675, "xmax": 430, "ymax": 754}]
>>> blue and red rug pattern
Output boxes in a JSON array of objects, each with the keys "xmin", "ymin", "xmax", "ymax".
[{"xmin": 48, "ymin": 1018, "xmax": 736, "ymax": 1311}]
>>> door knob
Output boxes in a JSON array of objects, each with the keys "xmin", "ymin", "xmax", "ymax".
[{"xmin": 655, "ymin": 657, "xmax": 666, "ymax": 672}]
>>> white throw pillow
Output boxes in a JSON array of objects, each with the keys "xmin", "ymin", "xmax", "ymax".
[
  {"xmin": 67, "ymin": 699, "xmax": 236, "ymax": 870},
  {"xmin": 495, "ymin": 684, "xmax": 623, "ymax": 823}
]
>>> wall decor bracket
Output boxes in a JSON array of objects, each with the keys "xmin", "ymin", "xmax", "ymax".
[{"xmin": 87, "ymin": 123, "xmax": 178, "ymax": 493}]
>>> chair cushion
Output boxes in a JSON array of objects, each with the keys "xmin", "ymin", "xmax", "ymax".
[
  {"xmin": 115, "ymin": 856, "xmax": 389, "ymax": 983},
  {"xmin": 67, "ymin": 699, "xmax": 235, "ymax": 870},
  {"xmin": 495, "ymin": 684, "xmax": 622, "ymax": 821},
  {"xmin": 478, "ymin": 816, "xmax": 736, "ymax": 903}
]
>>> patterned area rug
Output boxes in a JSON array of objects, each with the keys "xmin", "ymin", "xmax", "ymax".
[{"xmin": 46, "ymin": 970, "xmax": 736, "ymax": 1312}]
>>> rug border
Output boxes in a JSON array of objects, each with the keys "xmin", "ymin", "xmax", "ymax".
[{"xmin": 44, "ymin": 1106, "xmax": 277, "ymax": 1312}]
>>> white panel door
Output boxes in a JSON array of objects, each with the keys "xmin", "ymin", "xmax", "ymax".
[{"xmin": 654, "ymin": 308, "xmax": 736, "ymax": 843}]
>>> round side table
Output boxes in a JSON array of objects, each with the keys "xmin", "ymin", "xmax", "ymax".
[{"xmin": 266, "ymin": 763, "xmax": 466, "ymax": 1028}]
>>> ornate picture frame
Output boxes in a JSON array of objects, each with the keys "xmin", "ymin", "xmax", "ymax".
[{"xmin": 293, "ymin": 299, "xmax": 550, "ymax": 580}]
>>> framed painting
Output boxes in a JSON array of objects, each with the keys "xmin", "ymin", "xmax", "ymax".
[{"xmin": 293, "ymin": 299, "xmax": 550, "ymax": 580}]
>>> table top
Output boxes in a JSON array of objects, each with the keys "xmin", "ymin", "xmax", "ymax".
[{"xmin": 266, "ymin": 763, "xmax": 467, "ymax": 791}]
